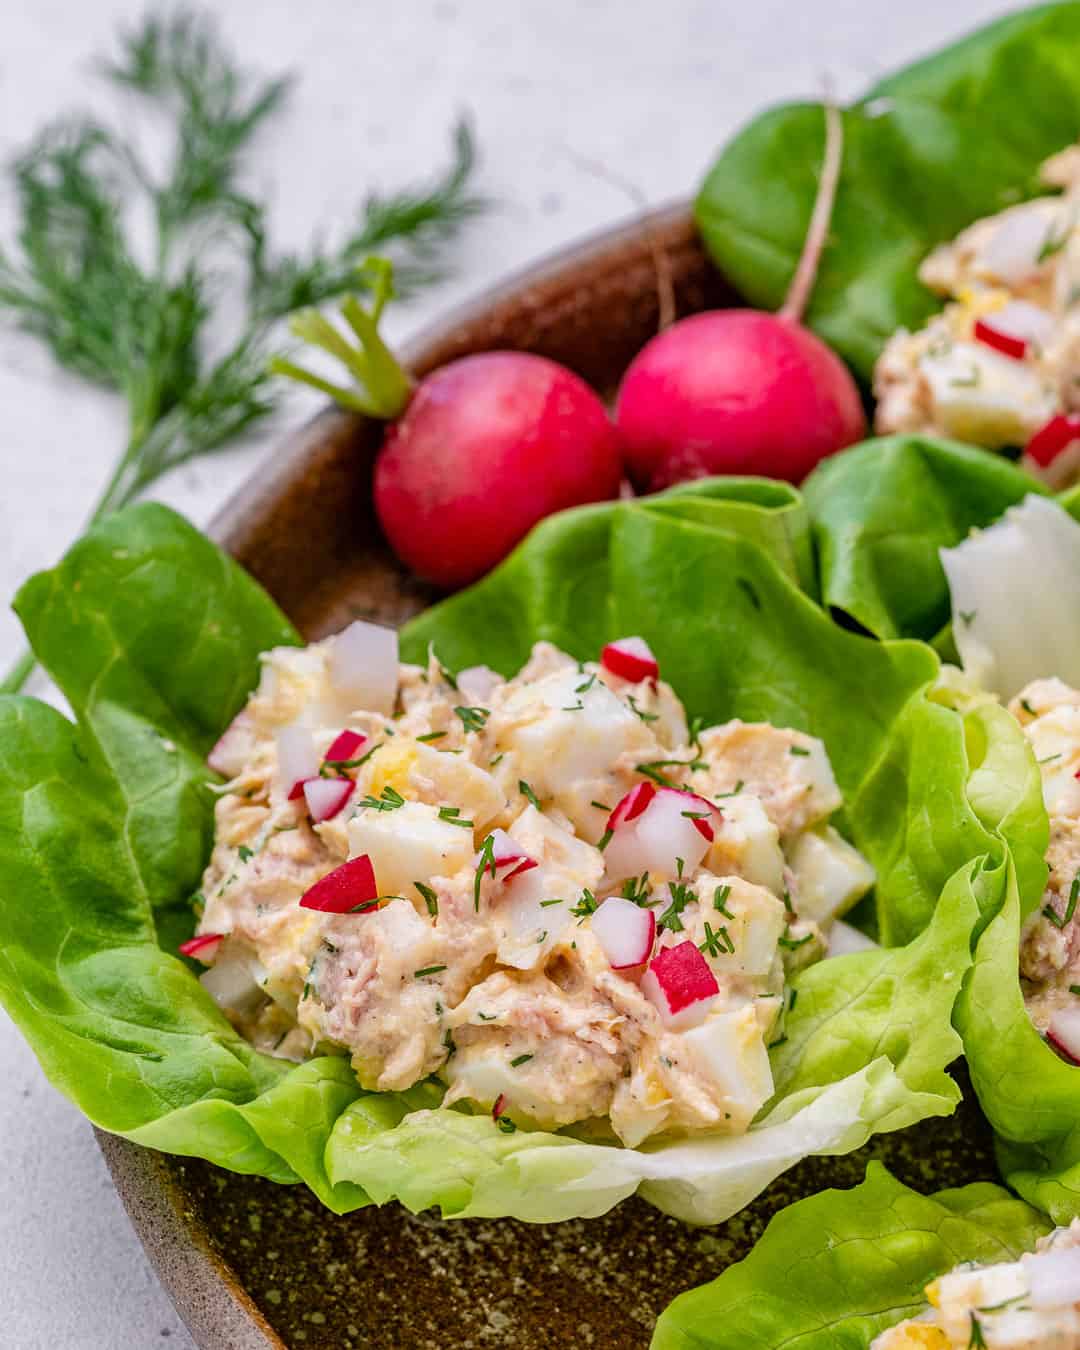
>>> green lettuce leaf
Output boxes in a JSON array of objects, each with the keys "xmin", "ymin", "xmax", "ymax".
[
  {"xmin": 650, "ymin": 1162, "xmax": 1049, "ymax": 1350},
  {"xmin": 0, "ymin": 486, "xmax": 1026, "ymax": 1222},
  {"xmin": 696, "ymin": 3, "xmax": 1080, "ymax": 380}
]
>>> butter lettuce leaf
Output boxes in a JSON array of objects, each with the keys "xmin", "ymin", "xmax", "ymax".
[
  {"xmin": 650, "ymin": 1162, "xmax": 1049, "ymax": 1350},
  {"xmin": 696, "ymin": 4, "xmax": 1080, "ymax": 380},
  {"xmin": 0, "ymin": 486, "xmax": 1031, "ymax": 1223}
]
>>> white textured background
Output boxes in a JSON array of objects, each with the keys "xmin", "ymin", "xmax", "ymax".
[{"xmin": 0, "ymin": 0, "xmax": 1011, "ymax": 1344}]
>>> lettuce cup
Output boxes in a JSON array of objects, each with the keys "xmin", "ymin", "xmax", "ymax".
[{"xmin": 0, "ymin": 480, "xmax": 1032, "ymax": 1223}]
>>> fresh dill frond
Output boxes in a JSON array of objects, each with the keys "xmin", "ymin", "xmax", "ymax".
[{"xmin": 0, "ymin": 7, "xmax": 485, "ymax": 695}]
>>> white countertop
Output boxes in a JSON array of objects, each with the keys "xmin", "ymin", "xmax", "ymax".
[{"xmin": 0, "ymin": 0, "xmax": 1008, "ymax": 1344}]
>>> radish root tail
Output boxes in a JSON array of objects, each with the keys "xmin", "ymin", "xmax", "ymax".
[{"xmin": 779, "ymin": 96, "xmax": 843, "ymax": 324}]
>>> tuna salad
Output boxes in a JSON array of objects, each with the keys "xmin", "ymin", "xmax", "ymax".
[
  {"xmin": 873, "ymin": 1219, "xmax": 1080, "ymax": 1350},
  {"xmin": 1010, "ymin": 678, "xmax": 1080, "ymax": 1059},
  {"xmin": 873, "ymin": 142, "xmax": 1080, "ymax": 486},
  {"xmin": 186, "ymin": 621, "xmax": 875, "ymax": 1148}
]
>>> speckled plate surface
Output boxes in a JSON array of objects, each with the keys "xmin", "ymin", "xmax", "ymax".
[{"xmin": 96, "ymin": 205, "xmax": 999, "ymax": 1350}]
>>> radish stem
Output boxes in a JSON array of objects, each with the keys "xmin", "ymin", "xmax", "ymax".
[{"xmin": 779, "ymin": 98, "xmax": 844, "ymax": 323}]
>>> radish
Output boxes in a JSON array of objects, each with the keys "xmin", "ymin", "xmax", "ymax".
[
  {"xmin": 591, "ymin": 896, "xmax": 656, "ymax": 969},
  {"xmin": 1024, "ymin": 1247, "xmax": 1080, "ymax": 1307},
  {"xmin": 329, "ymin": 620, "xmax": 398, "ymax": 715},
  {"xmin": 324, "ymin": 729, "xmax": 367, "ymax": 764},
  {"xmin": 484, "ymin": 829, "xmax": 539, "ymax": 883},
  {"xmin": 276, "ymin": 723, "xmax": 320, "ymax": 800},
  {"xmin": 604, "ymin": 783, "xmax": 716, "ymax": 881},
  {"xmin": 303, "ymin": 776, "xmax": 355, "ymax": 823},
  {"xmin": 615, "ymin": 103, "xmax": 865, "ymax": 491},
  {"xmin": 641, "ymin": 941, "xmax": 719, "ymax": 1029},
  {"xmin": 299, "ymin": 855, "xmax": 380, "ymax": 913},
  {"xmin": 274, "ymin": 260, "xmax": 622, "ymax": 591},
  {"xmin": 1047, "ymin": 1007, "xmax": 1080, "ymax": 1066},
  {"xmin": 178, "ymin": 932, "xmax": 225, "ymax": 961},
  {"xmin": 208, "ymin": 712, "xmax": 256, "ymax": 778},
  {"xmin": 1024, "ymin": 413, "xmax": 1080, "ymax": 488},
  {"xmin": 973, "ymin": 300, "xmax": 1054, "ymax": 362},
  {"xmin": 457, "ymin": 664, "xmax": 502, "ymax": 704},
  {"xmin": 601, "ymin": 636, "xmax": 659, "ymax": 684}
]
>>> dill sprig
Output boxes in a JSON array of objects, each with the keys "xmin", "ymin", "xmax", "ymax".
[{"xmin": 0, "ymin": 8, "xmax": 485, "ymax": 695}]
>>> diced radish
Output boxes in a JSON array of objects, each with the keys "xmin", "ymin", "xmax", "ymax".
[
  {"xmin": 1047, "ymin": 1007, "xmax": 1080, "ymax": 1065},
  {"xmin": 303, "ymin": 777, "xmax": 355, "ymax": 823},
  {"xmin": 325, "ymin": 729, "xmax": 367, "ymax": 764},
  {"xmin": 605, "ymin": 786, "xmax": 716, "ymax": 881},
  {"xmin": 607, "ymin": 781, "xmax": 657, "ymax": 832},
  {"xmin": 329, "ymin": 620, "xmax": 399, "ymax": 715},
  {"xmin": 591, "ymin": 897, "xmax": 656, "ymax": 969},
  {"xmin": 484, "ymin": 828, "xmax": 539, "ymax": 883},
  {"xmin": 974, "ymin": 302, "xmax": 1054, "ymax": 361},
  {"xmin": 178, "ymin": 932, "xmax": 225, "ymax": 961},
  {"xmin": 1027, "ymin": 414, "xmax": 1080, "ymax": 467},
  {"xmin": 980, "ymin": 208, "xmax": 1054, "ymax": 285},
  {"xmin": 275, "ymin": 723, "xmax": 319, "ymax": 800},
  {"xmin": 199, "ymin": 948, "xmax": 266, "ymax": 1016},
  {"xmin": 299, "ymin": 855, "xmax": 380, "ymax": 913},
  {"xmin": 601, "ymin": 637, "xmax": 659, "ymax": 684},
  {"xmin": 208, "ymin": 712, "xmax": 255, "ymax": 778},
  {"xmin": 457, "ymin": 665, "xmax": 501, "ymax": 704},
  {"xmin": 641, "ymin": 942, "xmax": 719, "ymax": 1029},
  {"xmin": 826, "ymin": 919, "xmax": 879, "ymax": 957},
  {"xmin": 492, "ymin": 1092, "xmax": 507, "ymax": 1121},
  {"xmin": 1024, "ymin": 1246, "xmax": 1080, "ymax": 1308}
]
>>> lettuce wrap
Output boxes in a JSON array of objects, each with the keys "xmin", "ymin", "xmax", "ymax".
[
  {"xmin": 805, "ymin": 433, "xmax": 1080, "ymax": 1226},
  {"xmin": 0, "ymin": 480, "xmax": 1038, "ymax": 1223},
  {"xmin": 650, "ymin": 1162, "xmax": 1050, "ymax": 1349}
]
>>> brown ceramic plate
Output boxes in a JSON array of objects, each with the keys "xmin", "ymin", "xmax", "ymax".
[{"xmin": 96, "ymin": 204, "xmax": 995, "ymax": 1350}]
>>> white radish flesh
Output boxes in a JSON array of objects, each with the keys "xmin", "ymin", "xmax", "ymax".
[
  {"xmin": 1024, "ymin": 1247, "xmax": 1080, "ymax": 1308},
  {"xmin": 329, "ymin": 620, "xmax": 399, "ymax": 715},
  {"xmin": 941, "ymin": 495, "xmax": 1080, "ymax": 698},
  {"xmin": 457, "ymin": 664, "xmax": 502, "ymax": 703},
  {"xmin": 1047, "ymin": 1007, "xmax": 1080, "ymax": 1065},
  {"xmin": 303, "ymin": 777, "xmax": 355, "ymax": 823},
  {"xmin": 826, "ymin": 920, "xmax": 879, "ymax": 957},
  {"xmin": 605, "ymin": 787, "xmax": 713, "ymax": 882},
  {"xmin": 275, "ymin": 723, "xmax": 319, "ymax": 796},
  {"xmin": 591, "ymin": 897, "xmax": 656, "ymax": 969}
]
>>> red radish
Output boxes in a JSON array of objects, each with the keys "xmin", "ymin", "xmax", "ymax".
[
  {"xmin": 276, "ymin": 723, "xmax": 319, "ymax": 799},
  {"xmin": 591, "ymin": 897, "xmax": 656, "ymax": 969},
  {"xmin": 329, "ymin": 620, "xmax": 398, "ymax": 716},
  {"xmin": 1024, "ymin": 413, "xmax": 1080, "ymax": 488},
  {"xmin": 641, "ymin": 942, "xmax": 719, "ymax": 1029},
  {"xmin": 973, "ymin": 318, "xmax": 1027, "ymax": 361},
  {"xmin": 179, "ymin": 932, "xmax": 225, "ymax": 961},
  {"xmin": 375, "ymin": 353, "xmax": 622, "ymax": 587},
  {"xmin": 974, "ymin": 301, "xmax": 1054, "ymax": 362},
  {"xmin": 299, "ymin": 855, "xmax": 380, "ymax": 913},
  {"xmin": 607, "ymin": 781, "xmax": 657, "ymax": 831},
  {"xmin": 604, "ymin": 785, "xmax": 717, "ymax": 881},
  {"xmin": 492, "ymin": 1092, "xmax": 507, "ymax": 1121},
  {"xmin": 601, "ymin": 636, "xmax": 659, "ymax": 684},
  {"xmin": 303, "ymin": 777, "xmax": 355, "ymax": 822},
  {"xmin": 484, "ymin": 829, "xmax": 539, "ymax": 883},
  {"xmin": 1047, "ymin": 1007, "xmax": 1080, "ymax": 1065},
  {"xmin": 981, "ymin": 209, "xmax": 1053, "ymax": 285},
  {"xmin": 325, "ymin": 729, "xmax": 367, "ymax": 764},
  {"xmin": 273, "ymin": 262, "xmax": 621, "ymax": 591},
  {"xmin": 616, "ymin": 103, "xmax": 865, "ymax": 491},
  {"xmin": 208, "ymin": 712, "xmax": 255, "ymax": 778}
]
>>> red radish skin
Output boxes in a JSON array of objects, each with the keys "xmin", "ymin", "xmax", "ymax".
[
  {"xmin": 616, "ymin": 101, "xmax": 865, "ymax": 491},
  {"xmin": 486, "ymin": 829, "xmax": 539, "ymax": 883},
  {"xmin": 325, "ymin": 729, "xmax": 366, "ymax": 764},
  {"xmin": 601, "ymin": 636, "xmax": 659, "ymax": 684},
  {"xmin": 1024, "ymin": 414, "xmax": 1080, "ymax": 488},
  {"xmin": 607, "ymin": 781, "xmax": 657, "ymax": 833},
  {"xmin": 974, "ymin": 317, "xmax": 1027, "ymax": 361},
  {"xmin": 299, "ymin": 855, "xmax": 380, "ymax": 913},
  {"xmin": 641, "ymin": 941, "xmax": 719, "ymax": 1029},
  {"xmin": 302, "ymin": 777, "xmax": 355, "ymax": 823},
  {"xmin": 616, "ymin": 310, "xmax": 866, "ymax": 490},
  {"xmin": 178, "ymin": 933, "xmax": 225, "ymax": 961},
  {"xmin": 374, "ymin": 352, "xmax": 622, "ymax": 588}
]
